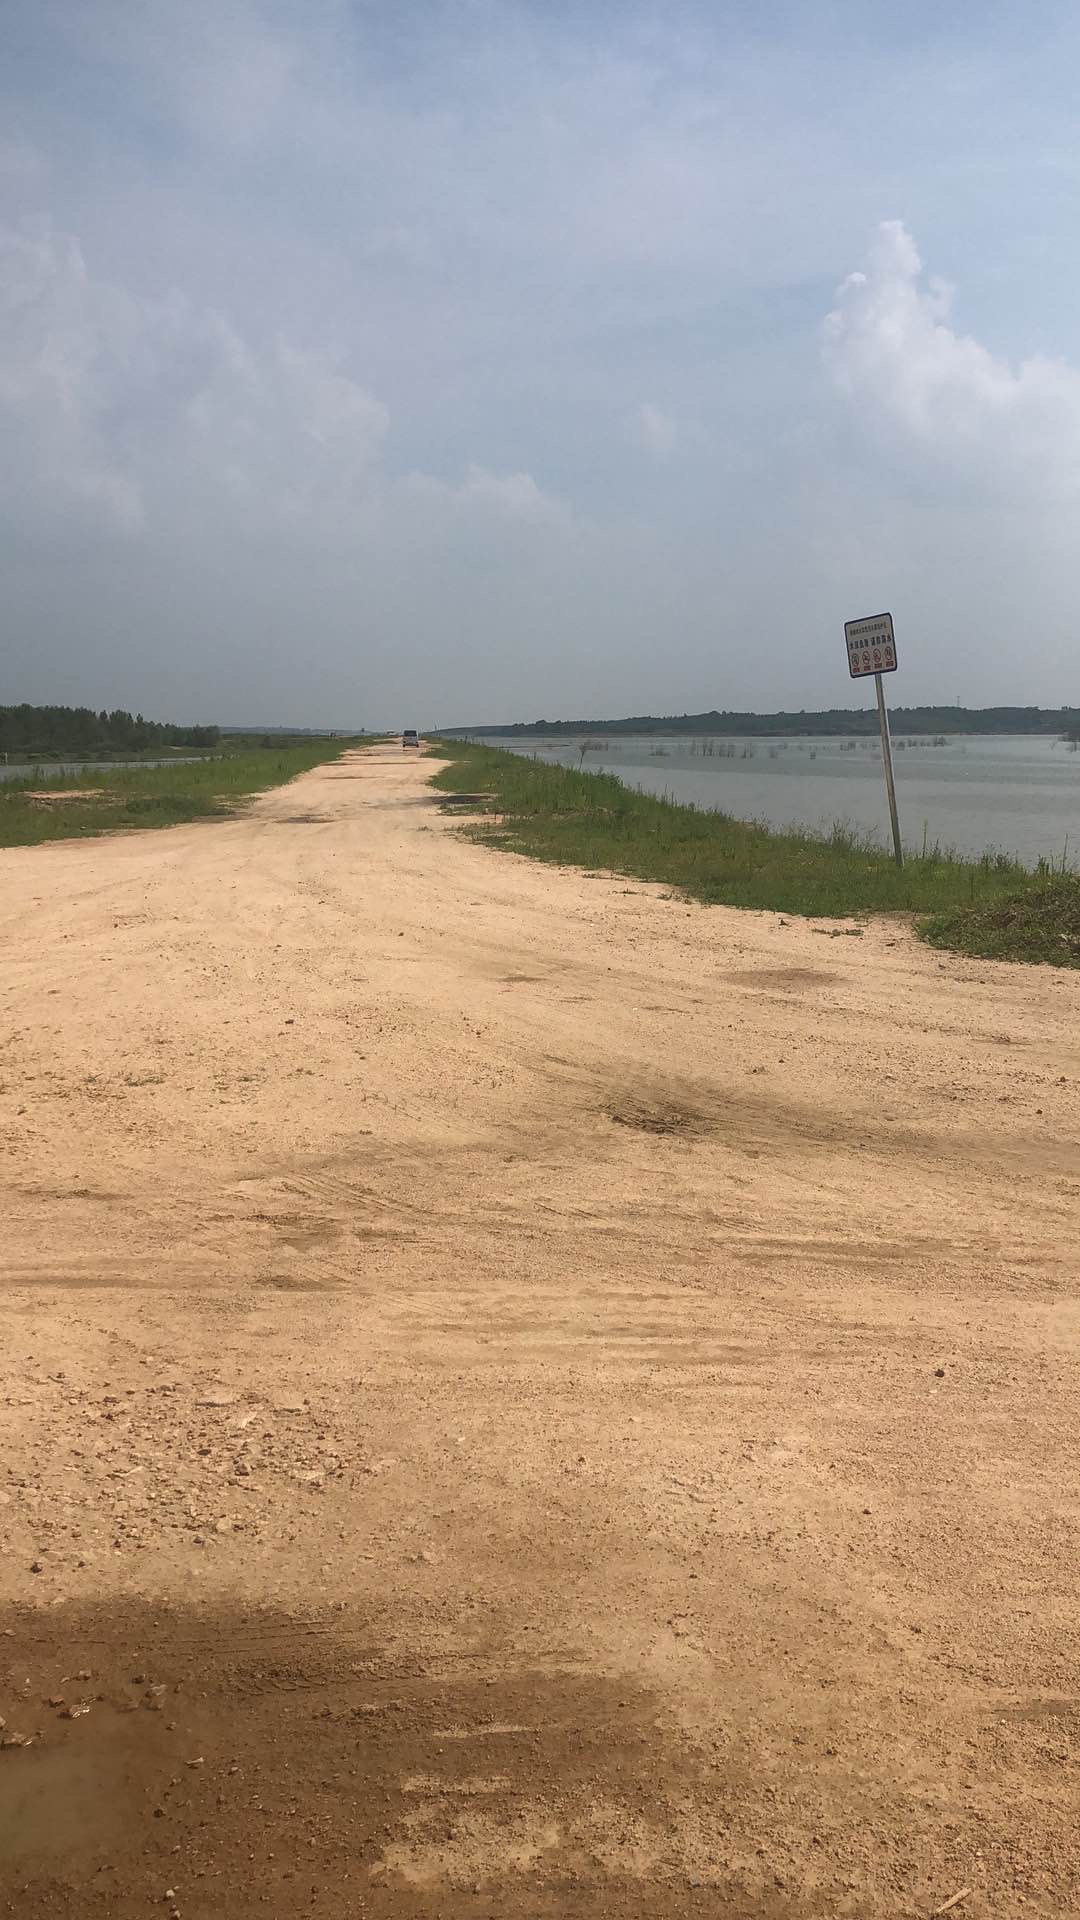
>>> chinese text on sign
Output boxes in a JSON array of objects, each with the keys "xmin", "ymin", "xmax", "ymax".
[{"xmin": 844, "ymin": 612, "xmax": 897, "ymax": 679}]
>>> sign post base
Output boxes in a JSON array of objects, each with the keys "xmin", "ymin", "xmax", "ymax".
[{"xmin": 874, "ymin": 670, "xmax": 903, "ymax": 869}]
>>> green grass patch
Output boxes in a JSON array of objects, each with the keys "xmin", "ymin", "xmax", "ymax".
[
  {"xmin": 0, "ymin": 741, "xmax": 353, "ymax": 849},
  {"xmin": 428, "ymin": 740, "xmax": 1071, "ymax": 958},
  {"xmin": 921, "ymin": 876, "xmax": 1080, "ymax": 967}
]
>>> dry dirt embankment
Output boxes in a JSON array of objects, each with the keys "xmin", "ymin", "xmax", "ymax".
[{"xmin": 1, "ymin": 744, "xmax": 1079, "ymax": 1918}]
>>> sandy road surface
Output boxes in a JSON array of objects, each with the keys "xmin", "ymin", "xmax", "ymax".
[{"xmin": 1, "ymin": 743, "xmax": 1079, "ymax": 1919}]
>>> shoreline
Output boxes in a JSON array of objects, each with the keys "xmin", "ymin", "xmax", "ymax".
[{"xmin": 431, "ymin": 738, "xmax": 1080, "ymax": 966}]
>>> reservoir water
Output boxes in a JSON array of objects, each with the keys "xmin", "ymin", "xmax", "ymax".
[
  {"xmin": 472, "ymin": 732, "xmax": 1080, "ymax": 868},
  {"xmin": 0, "ymin": 757, "xmax": 207, "ymax": 782}
]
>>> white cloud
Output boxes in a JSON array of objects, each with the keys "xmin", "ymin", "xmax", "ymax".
[
  {"xmin": 0, "ymin": 215, "xmax": 392, "ymax": 541},
  {"xmin": 451, "ymin": 465, "xmax": 570, "ymax": 526},
  {"xmin": 825, "ymin": 220, "xmax": 1080, "ymax": 499},
  {"xmin": 0, "ymin": 220, "xmax": 144, "ymax": 531},
  {"xmin": 0, "ymin": 209, "xmax": 568, "ymax": 561},
  {"xmin": 630, "ymin": 401, "xmax": 679, "ymax": 457}
]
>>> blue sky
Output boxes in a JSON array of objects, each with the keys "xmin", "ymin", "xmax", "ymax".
[{"xmin": 3, "ymin": 1, "xmax": 1080, "ymax": 723}]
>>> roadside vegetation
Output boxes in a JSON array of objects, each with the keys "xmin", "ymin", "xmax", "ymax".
[
  {"xmin": 0, "ymin": 741, "xmax": 352, "ymax": 849},
  {"xmin": 922, "ymin": 875, "xmax": 1080, "ymax": 967},
  {"xmin": 430, "ymin": 739, "xmax": 1078, "ymax": 965}
]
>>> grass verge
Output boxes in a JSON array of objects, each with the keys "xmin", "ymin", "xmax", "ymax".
[
  {"xmin": 0, "ymin": 741, "xmax": 352, "ymax": 849},
  {"xmin": 921, "ymin": 876, "xmax": 1080, "ymax": 967},
  {"xmin": 429, "ymin": 739, "xmax": 1076, "ymax": 963}
]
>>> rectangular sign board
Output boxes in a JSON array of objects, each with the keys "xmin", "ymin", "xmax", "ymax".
[{"xmin": 844, "ymin": 611, "xmax": 897, "ymax": 678}]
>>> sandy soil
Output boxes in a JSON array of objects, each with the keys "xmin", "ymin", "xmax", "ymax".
[{"xmin": 1, "ymin": 743, "xmax": 1079, "ymax": 1919}]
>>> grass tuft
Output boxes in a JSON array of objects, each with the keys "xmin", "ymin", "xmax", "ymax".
[{"xmin": 921, "ymin": 875, "xmax": 1080, "ymax": 967}]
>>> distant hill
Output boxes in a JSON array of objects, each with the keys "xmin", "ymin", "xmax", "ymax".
[{"xmin": 444, "ymin": 706, "xmax": 1079, "ymax": 740}]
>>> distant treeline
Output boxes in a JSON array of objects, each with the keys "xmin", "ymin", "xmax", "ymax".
[
  {"xmin": 1, "ymin": 704, "xmax": 221, "ymax": 757},
  {"xmin": 452, "ymin": 706, "xmax": 1080, "ymax": 740}
]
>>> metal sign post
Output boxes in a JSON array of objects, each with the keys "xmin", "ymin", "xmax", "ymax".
[{"xmin": 844, "ymin": 611, "xmax": 903, "ymax": 868}]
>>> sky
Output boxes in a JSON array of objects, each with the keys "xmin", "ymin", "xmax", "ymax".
[{"xmin": 3, "ymin": 0, "xmax": 1080, "ymax": 727}]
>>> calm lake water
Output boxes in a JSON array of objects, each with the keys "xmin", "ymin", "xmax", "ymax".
[
  {"xmin": 0, "ymin": 757, "xmax": 205, "ymax": 783},
  {"xmin": 470, "ymin": 733, "xmax": 1080, "ymax": 868}
]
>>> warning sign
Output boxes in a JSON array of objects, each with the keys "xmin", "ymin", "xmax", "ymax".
[{"xmin": 844, "ymin": 612, "xmax": 897, "ymax": 679}]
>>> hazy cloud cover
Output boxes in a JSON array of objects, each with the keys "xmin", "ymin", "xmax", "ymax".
[{"xmin": 3, "ymin": 1, "xmax": 1080, "ymax": 724}]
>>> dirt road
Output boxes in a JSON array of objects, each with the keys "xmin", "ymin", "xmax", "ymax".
[{"xmin": 2, "ymin": 743, "xmax": 1079, "ymax": 1918}]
